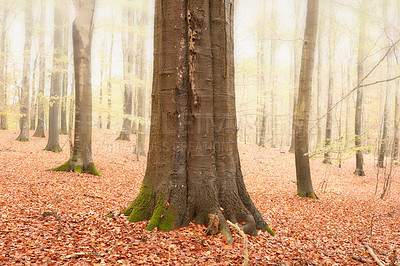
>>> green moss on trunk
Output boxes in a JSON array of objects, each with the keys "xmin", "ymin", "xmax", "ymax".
[
  {"xmin": 265, "ymin": 225, "xmax": 275, "ymax": 236},
  {"xmin": 297, "ymin": 192, "xmax": 319, "ymax": 199},
  {"xmin": 48, "ymin": 160, "xmax": 71, "ymax": 172},
  {"xmin": 47, "ymin": 160, "xmax": 101, "ymax": 176},
  {"xmin": 145, "ymin": 195, "xmax": 166, "ymax": 231},
  {"xmin": 122, "ymin": 179, "xmax": 153, "ymax": 222}
]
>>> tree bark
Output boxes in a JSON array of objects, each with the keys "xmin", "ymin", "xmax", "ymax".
[
  {"xmin": 0, "ymin": 8, "xmax": 7, "ymax": 130},
  {"xmin": 45, "ymin": 0, "xmax": 64, "ymax": 152},
  {"xmin": 33, "ymin": 0, "xmax": 46, "ymax": 138},
  {"xmin": 289, "ymin": 0, "xmax": 300, "ymax": 153},
  {"xmin": 323, "ymin": 2, "xmax": 335, "ymax": 164},
  {"xmin": 354, "ymin": 0, "xmax": 367, "ymax": 176},
  {"xmin": 294, "ymin": 0, "xmax": 319, "ymax": 199},
  {"xmin": 135, "ymin": 7, "xmax": 148, "ymax": 156},
  {"xmin": 122, "ymin": 0, "xmax": 273, "ymax": 240},
  {"xmin": 60, "ymin": 2, "xmax": 70, "ymax": 135},
  {"xmin": 269, "ymin": 0, "xmax": 277, "ymax": 148},
  {"xmin": 256, "ymin": 1, "xmax": 266, "ymax": 147},
  {"xmin": 30, "ymin": 57, "xmax": 37, "ymax": 130},
  {"xmin": 50, "ymin": 0, "xmax": 99, "ymax": 175},
  {"xmin": 116, "ymin": 6, "xmax": 133, "ymax": 141},
  {"xmin": 106, "ymin": 33, "xmax": 113, "ymax": 130},
  {"xmin": 17, "ymin": 0, "xmax": 33, "ymax": 141}
]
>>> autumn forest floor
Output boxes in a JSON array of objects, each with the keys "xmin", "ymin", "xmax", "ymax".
[{"xmin": 0, "ymin": 129, "xmax": 399, "ymax": 265}]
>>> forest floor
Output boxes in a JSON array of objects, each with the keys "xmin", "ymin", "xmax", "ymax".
[{"xmin": 0, "ymin": 129, "xmax": 399, "ymax": 265}]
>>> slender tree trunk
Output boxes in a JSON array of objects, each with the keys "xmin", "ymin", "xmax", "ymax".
[
  {"xmin": 378, "ymin": 4, "xmax": 391, "ymax": 168},
  {"xmin": 316, "ymin": 15, "xmax": 323, "ymax": 149},
  {"xmin": 60, "ymin": 2, "xmax": 70, "ymax": 135},
  {"xmin": 135, "ymin": 8, "xmax": 148, "ymax": 156},
  {"xmin": 323, "ymin": 4, "xmax": 335, "ymax": 164},
  {"xmin": 354, "ymin": 0, "xmax": 367, "ymax": 176},
  {"xmin": 33, "ymin": 0, "xmax": 46, "ymax": 138},
  {"xmin": 30, "ymin": 57, "xmax": 37, "ymax": 130},
  {"xmin": 0, "ymin": 11, "xmax": 8, "ymax": 130},
  {"xmin": 106, "ymin": 34, "xmax": 114, "ymax": 130},
  {"xmin": 116, "ymin": 7, "xmax": 133, "ymax": 141},
  {"xmin": 45, "ymin": 0, "xmax": 63, "ymax": 152},
  {"xmin": 98, "ymin": 42, "xmax": 105, "ymax": 129},
  {"xmin": 345, "ymin": 58, "xmax": 351, "ymax": 148},
  {"xmin": 51, "ymin": 0, "xmax": 99, "ymax": 175},
  {"xmin": 122, "ymin": 0, "xmax": 273, "ymax": 240},
  {"xmin": 289, "ymin": 0, "xmax": 300, "ymax": 153},
  {"xmin": 393, "ymin": 78, "xmax": 399, "ymax": 162},
  {"xmin": 256, "ymin": 2, "xmax": 266, "ymax": 147},
  {"xmin": 295, "ymin": 0, "xmax": 319, "ymax": 199},
  {"xmin": 269, "ymin": 0, "xmax": 277, "ymax": 148},
  {"xmin": 17, "ymin": 0, "xmax": 33, "ymax": 141}
]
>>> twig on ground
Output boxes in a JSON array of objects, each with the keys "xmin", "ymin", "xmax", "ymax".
[
  {"xmin": 29, "ymin": 185, "xmax": 38, "ymax": 196},
  {"xmin": 368, "ymin": 214, "xmax": 375, "ymax": 242},
  {"xmin": 63, "ymin": 232, "xmax": 117, "ymax": 260},
  {"xmin": 227, "ymin": 220, "xmax": 249, "ymax": 266},
  {"xmin": 363, "ymin": 243, "xmax": 384, "ymax": 266},
  {"xmin": 191, "ymin": 236, "xmax": 213, "ymax": 266},
  {"xmin": 390, "ymin": 249, "xmax": 398, "ymax": 266},
  {"xmin": 83, "ymin": 193, "xmax": 103, "ymax": 199},
  {"xmin": 41, "ymin": 211, "xmax": 61, "ymax": 221},
  {"xmin": 351, "ymin": 255, "xmax": 367, "ymax": 263}
]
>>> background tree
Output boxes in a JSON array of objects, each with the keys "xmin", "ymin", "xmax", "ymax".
[
  {"xmin": 50, "ymin": 0, "xmax": 99, "ymax": 175},
  {"xmin": 45, "ymin": 0, "xmax": 64, "ymax": 152},
  {"xmin": 294, "ymin": 0, "xmax": 319, "ymax": 199},
  {"xmin": 354, "ymin": 0, "xmax": 367, "ymax": 176},
  {"xmin": 121, "ymin": 0, "xmax": 273, "ymax": 240},
  {"xmin": 17, "ymin": 0, "xmax": 33, "ymax": 141},
  {"xmin": 33, "ymin": 0, "xmax": 46, "ymax": 138}
]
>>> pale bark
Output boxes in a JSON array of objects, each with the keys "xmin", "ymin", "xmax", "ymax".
[
  {"xmin": 106, "ymin": 33, "xmax": 113, "ymax": 130},
  {"xmin": 17, "ymin": 0, "xmax": 33, "ymax": 141},
  {"xmin": 60, "ymin": 1, "xmax": 70, "ymax": 135},
  {"xmin": 295, "ymin": 0, "xmax": 319, "ymax": 199},
  {"xmin": 51, "ymin": 0, "xmax": 99, "ymax": 175},
  {"xmin": 354, "ymin": 0, "xmax": 367, "ymax": 176},
  {"xmin": 33, "ymin": 0, "xmax": 46, "ymax": 138},
  {"xmin": 256, "ymin": 1, "xmax": 266, "ymax": 147},
  {"xmin": 45, "ymin": 0, "xmax": 64, "ymax": 152},
  {"xmin": 0, "ymin": 8, "xmax": 8, "ymax": 130},
  {"xmin": 269, "ymin": 0, "xmax": 277, "ymax": 148}
]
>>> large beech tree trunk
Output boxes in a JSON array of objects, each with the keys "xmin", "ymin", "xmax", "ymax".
[
  {"xmin": 45, "ymin": 0, "xmax": 63, "ymax": 152},
  {"xmin": 33, "ymin": 0, "xmax": 46, "ymax": 138},
  {"xmin": 294, "ymin": 0, "xmax": 319, "ymax": 199},
  {"xmin": 17, "ymin": 0, "xmax": 33, "ymax": 141},
  {"xmin": 354, "ymin": 0, "xmax": 367, "ymax": 176},
  {"xmin": 122, "ymin": 0, "xmax": 273, "ymax": 240},
  {"xmin": 116, "ymin": 6, "xmax": 134, "ymax": 141},
  {"xmin": 50, "ymin": 0, "xmax": 99, "ymax": 175}
]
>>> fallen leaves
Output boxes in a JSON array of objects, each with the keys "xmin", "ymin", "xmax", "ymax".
[{"xmin": 0, "ymin": 129, "xmax": 399, "ymax": 265}]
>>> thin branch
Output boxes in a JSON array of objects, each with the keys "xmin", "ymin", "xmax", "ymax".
[
  {"xmin": 227, "ymin": 220, "xmax": 249, "ymax": 266},
  {"xmin": 363, "ymin": 243, "xmax": 384, "ymax": 266}
]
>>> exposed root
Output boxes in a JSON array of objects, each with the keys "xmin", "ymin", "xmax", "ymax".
[
  {"xmin": 227, "ymin": 220, "xmax": 249, "ymax": 266},
  {"xmin": 48, "ymin": 160, "xmax": 101, "ymax": 176},
  {"xmin": 297, "ymin": 192, "xmax": 319, "ymax": 199}
]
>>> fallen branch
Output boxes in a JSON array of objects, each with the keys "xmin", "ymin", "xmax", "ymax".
[
  {"xmin": 29, "ymin": 185, "xmax": 38, "ymax": 196},
  {"xmin": 41, "ymin": 211, "xmax": 61, "ymax": 221},
  {"xmin": 351, "ymin": 255, "xmax": 367, "ymax": 263},
  {"xmin": 390, "ymin": 249, "xmax": 398, "ymax": 266},
  {"xmin": 363, "ymin": 243, "xmax": 384, "ymax": 266},
  {"xmin": 83, "ymin": 193, "xmax": 103, "ymax": 199},
  {"xmin": 227, "ymin": 220, "xmax": 249, "ymax": 266}
]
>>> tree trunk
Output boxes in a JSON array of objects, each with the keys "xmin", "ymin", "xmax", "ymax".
[
  {"xmin": 45, "ymin": 0, "xmax": 63, "ymax": 152},
  {"xmin": 135, "ymin": 7, "xmax": 148, "ymax": 156},
  {"xmin": 354, "ymin": 0, "xmax": 367, "ymax": 176},
  {"xmin": 269, "ymin": 0, "xmax": 277, "ymax": 148},
  {"xmin": 294, "ymin": 0, "xmax": 319, "ymax": 199},
  {"xmin": 256, "ymin": 1, "xmax": 266, "ymax": 147},
  {"xmin": 289, "ymin": 0, "xmax": 300, "ymax": 153},
  {"xmin": 116, "ymin": 6, "xmax": 133, "ymax": 141},
  {"xmin": 315, "ymin": 23, "xmax": 323, "ymax": 149},
  {"xmin": 0, "ymin": 10, "xmax": 8, "ymax": 130},
  {"xmin": 122, "ymin": 0, "xmax": 273, "ymax": 240},
  {"xmin": 30, "ymin": 57, "xmax": 37, "ymax": 130},
  {"xmin": 33, "ymin": 0, "xmax": 46, "ymax": 138},
  {"xmin": 378, "ymin": 4, "xmax": 391, "ymax": 168},
  {"xmin": 50, "ymin": 0, "xmax": 99, "ymax": 175},
  {"xmin": 323, "ymin": 4, "xmax": 335, "ymax": 164},
  {"xmin": 17, "ymin": 0, "xmax": 33, "ymax": 141},
  {"xmin": 60, "ymin": 2, "xmax": 70, "ymax": 135},
  {"xmin": 393, "ymin": 78, "xmax": 399, "ymax": 162},
  {"xmin": 106, "ymin": 34, "xmax": 113, "ymax": 130}
]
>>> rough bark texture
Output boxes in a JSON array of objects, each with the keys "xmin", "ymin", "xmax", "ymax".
[
  {"xmin": 122, "ymin": 0, "xmax": 273, "ymax": 240},
  {"xmin": 135, "ymin": 8, "xmax": 148, "ymax": 156},
  {"xmin": 33, "ymin": 0, "xmax": 46, "ymax": 138},
  {"xmin": 17, "ymin": 0, "xmax": 33, "ymax": 142},
  {"xmin": 50, "ymin": 0, "xmax": 99, "ymax": 176},
  {"xmin": 45, "ymin": 1, "xmax": 63, "ymax": 152},
  {"xmin": 116, "ymin": 6, "xmax": 133, "ymax": 141},
  {"xmin": 294, "ymin": 0, "xmax": 319, "ymax": 199},
  {"xmin": 323, "ymin": 4, "xmax": 335, "ymax": 164},
  {"xmin": 60, "ymin": 2, "xmax": 70, "ymax": 135},
  {"xmin": 354, "ymin": 0, "xmax": 366, "ymax": 176},
  {"xmin": 30, "ymin": 63, "xmax": 37, "ymax": 131}
]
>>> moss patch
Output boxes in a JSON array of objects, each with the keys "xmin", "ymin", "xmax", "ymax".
[
  {"xmin": 265, "ymin": 225, "xmax": 275, "ymax": 236},
  {"xmin": 145, "ymin": 195, "xmax": 166, "ymax": 231},
  {"xmin": 297, "ymin": 192, "xmax": 319, "ymax": 199},
  {"xmin": 86, "ymin": 163, "xmax": 101, "ymax": 176},
  {"xmin": 158, "ymin": 205, "xmax": 175, "ymax": 231},
  {"xmin": 124, "ymin": 179, "xmax": 153, "ymax": 222},
  {"xmin": 47, "ymin": 160, "xmax": 71, "ymax": 172}
]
